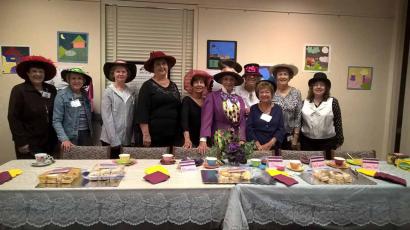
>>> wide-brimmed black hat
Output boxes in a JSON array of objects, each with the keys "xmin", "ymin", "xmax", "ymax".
[
  {"xmin": 16, "ymin": 55, "xmax": 57, "ymax": 81},
  {"xmin": 214, "ymin": 61, "xmax": 243, "ymax": 86},
  {"xmin": 103, "ymin": 60, "xmax": 137, "ymax": 83},
  {"xmin": 61, "ymin": 67, "xmax": 92, "ymax": 86},
  {"xmin": 308, "ymin": 72, "xmax": 331, "ymax": 88}
]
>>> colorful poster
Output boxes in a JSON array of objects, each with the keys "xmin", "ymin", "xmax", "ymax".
[
  {"xmin": 207, "ymin": 40, "xmax": 237, "ymax": 69},
  {"xmin": 304, "ymin": 45, "xmax": 330, "ymax": 72},
  {"xmin": 58, "ymin": 32, "xmax": 88, "ymax": 63},
  {"xmin": 347, "ymin": 66, "xmax": 373, "ymax": 90},
  {"xmin": 1, "ymin": 46, "xmax": 30, "ymax": 74}
]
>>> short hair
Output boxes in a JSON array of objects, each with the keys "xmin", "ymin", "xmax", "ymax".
[
  {"xmin": 273, "ymin": 67, "xmax": 294, "ymax": 79},
  {"xmin": 307, "ymin": 82, "xmax": 331, "ymax": 102},
  {"xmin": 109, "ymin": 65, "xmax": 130, "ymax": 80},
  {"xmin": 256, "ymin": 81, "xmax": 276, "ymax": 97},
  {"xmin": 190, "ymin": 75, "xmax": 208, "ymax": 87}
]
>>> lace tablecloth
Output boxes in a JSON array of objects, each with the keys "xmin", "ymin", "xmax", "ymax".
[
  {"xmin": 223, "ymin": 162, "xmax": 410, "ymax": 230},
  {"xmin": 0, "ymin": 160, "xmax": 233, "ymax": 228}
]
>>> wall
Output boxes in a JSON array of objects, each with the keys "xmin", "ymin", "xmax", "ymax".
[
  {"xmin": 0, "ymin": 0, "xmax": 100, "ymax": 163},
  {"xmin": 0, "ymin": 0, "xmax": 406, "ymax": 163},
  {"xmin": 401, "ymin": 50, "xmax": 410, "ymax": 153}
]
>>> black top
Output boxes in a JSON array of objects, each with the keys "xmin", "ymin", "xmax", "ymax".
[
  {"xmin": 8, "ymin": 81, "xmax": 57, "ymax": 153},
  {"xmin": 136, "ymin": 79, "xmax": 181, "ymax": 145},
  {"xmin": 181, "ymin": 96, "xmax": 202, "ymax": 147}
]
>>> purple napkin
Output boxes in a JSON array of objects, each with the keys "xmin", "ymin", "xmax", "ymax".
[
  {"xmin": 143, "ymin": 172, "xmax": 170, "ymax": 184},
  {"xmin": 0, "ymin": 171, "xmax": 12, "ymax": 185},
  {"xmin": 272, "ymin": 174, "xmax": 298, "ymax": 186},
  {"xmin": 374, "ymin": 172, "xmax": 407, "ymax": 186}
]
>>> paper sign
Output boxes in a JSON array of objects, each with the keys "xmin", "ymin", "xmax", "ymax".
[
  {"xmin": 310, "ymin": 156, "xmax": 326, "ymax": 168},
  {"xmin": 180, "ymin": 160, "xmax": 196, "ymax": 172},
  {"xmin": 362, "ymin": 158, "xmax": 379, "ymax": 170},
  {"xmin": 47, "ymin": 167, "xmax": 71, "ymax": 174},
  {"xmin": 267, "ymin": 156, "xmax": 284, "ymax": 169}
]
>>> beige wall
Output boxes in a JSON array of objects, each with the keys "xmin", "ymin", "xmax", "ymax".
[
  {"xmin": 0, "ymin": 0, "xmax": 100, "ymax": 163},
  {"xmin": 0, "ymin": 0, "xmax": 406, "ymax": 163}
]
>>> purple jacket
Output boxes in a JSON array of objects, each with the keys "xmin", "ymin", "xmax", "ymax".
[{"xmin": 200, "ymin": 90, "xmax": 246, "ymax": 141}]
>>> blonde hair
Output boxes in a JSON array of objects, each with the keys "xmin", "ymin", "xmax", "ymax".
[{"xmin": 256, "ymin": 81, "xmax": 275, "ymax": 97}]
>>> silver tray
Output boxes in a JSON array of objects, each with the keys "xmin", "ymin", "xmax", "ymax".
[{"xmin": 300, "ymin": 168, "xmax": 377, "ymax": 185}]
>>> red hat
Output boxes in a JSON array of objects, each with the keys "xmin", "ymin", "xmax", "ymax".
[
  {"xmin": 242, "ymin": 63, "xmax": 262, "ymax": 78},
  {"xmin": 16, "ymin": 55, "xmax": 56, "ymax": 81},
  {"xmin": 143, "ymin": 51, "xmax": 176, "ymax": 73},
  {"xmin": 183, "ymin": 70, "xmax": 213, "ymax": 96}
]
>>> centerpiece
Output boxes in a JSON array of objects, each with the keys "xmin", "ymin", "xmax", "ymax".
[{"xmin": 207, "ymin": 129, "xmax": 255, "ymax": 165}]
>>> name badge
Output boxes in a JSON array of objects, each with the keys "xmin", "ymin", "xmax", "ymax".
[
  {"xmin": 41, "ymin": 91, "xmax": 51, "ymax": 98},
  {"xmin": 70, "ymin": 99, "xmax": 81, "ymax": 107},
  {"xmin": 260, "ymin": 113, "xmax": 272, "ymax": 122}
]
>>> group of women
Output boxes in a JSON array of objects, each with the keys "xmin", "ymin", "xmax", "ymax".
[{"xmin": 8, "ymin": 51, "xmax": 343, "ymax": 160}]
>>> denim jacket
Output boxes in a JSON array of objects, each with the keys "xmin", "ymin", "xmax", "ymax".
[{"xmin": 52, "ymin": 87, "xmax": 92, "ymax": 142}]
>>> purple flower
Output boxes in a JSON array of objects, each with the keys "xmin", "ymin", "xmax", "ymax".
[{"xmin": 228, "ymin": 142, "xmax": 240, "ymax": 153}]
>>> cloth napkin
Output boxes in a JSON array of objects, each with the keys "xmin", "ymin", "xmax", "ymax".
[
  {"xmin": 143, "ymin": 171, "xmax": 170, "ymax": 184},
  {"xmin": 0, "ymin": 171, "xmax": 12, "ymax": 185},
  {"xmin": 266, "ymin": 168, "xmax": 289, "ymax": 177},
  {"xmin": 144, "ymin": 165, "xmax": 170, "ymax": 176},
  {"xmin": 272, "ymin": 174, "xmax": 298, "ymax": 186},
  {"xmin": 374, "ymin": 172, "xmax": 407, "ymax": 186}
]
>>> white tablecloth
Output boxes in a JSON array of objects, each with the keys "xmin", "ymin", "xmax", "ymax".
[
  {"xmin": 0, "ymin": 160, "xmax": 233, "ymax": 228},
  {"xmin": 223, "ymin": 162, "xmax": 410, "ymax": 230}
]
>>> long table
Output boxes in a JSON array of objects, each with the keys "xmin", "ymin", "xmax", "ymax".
[{"xmin": 0, "ymin": 160, "xmax": 409, "ymax": 230}]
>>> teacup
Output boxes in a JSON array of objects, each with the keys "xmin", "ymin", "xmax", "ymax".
[
  {"xmin": 334, "ymin": 157, "xmax": 346, "ymax": 166},
  {"xmin": 119, "ymin": 153, "xmax": 130, "ymax": 162},
  {"xmin": 289, "ymin": 160, "xmax": 302, "ymax": 170},
  {"xmin": 250, "ymin": 158, "xmax": 261, "ymax": 167},
  {"xmin": 206, "ymin": 157, "xmax": 217, "ymax": 166},
  {"xmin": 35, "ymin": 153, "xmax": 53, "ymax": 164},
  {"xmin": 162, "ymin": 154, "xmax": 174, "ymax": 163}
]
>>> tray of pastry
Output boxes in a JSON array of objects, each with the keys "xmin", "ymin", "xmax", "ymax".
[
  {"xmin": 85, "ymin": 163, "xmax": 125, "ymax": 181},
  {"xmin": 300, "ymin": 168, "xmax": 376, "ymax": 185},
  {"xmin": 201, "ymin": 167, "xmax": 275, "ymax": 185},
  {"xmin": 38, "ymin": 167, "xmax": 81, "ymax": 185}
]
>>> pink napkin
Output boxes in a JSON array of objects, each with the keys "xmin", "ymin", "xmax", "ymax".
[
  {"xmin": 143, "ymin": 171, "xmax": 170, "ymax": 184},
  {"xmin": 272, "ymin": 174, "xmax": 298, "ymax": 186},
  {"xmin": 0, "ymin": 171, "xmax": 12, "ymax": 185}
]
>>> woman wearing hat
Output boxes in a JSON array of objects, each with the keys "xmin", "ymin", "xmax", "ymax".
[
  {"xmin": 236, "ymin": 63, "xmax": 262, "ymax": 114},
  {"xmin": 246, "ymin": 77, "xmax": 285, "ymax": 153},
  {"xmin": 53, "ymin": 68, "xmax": 93, "ymax": 152},
  {"xmin": 198, "ymin": 60, "xmax": 247, "ymax": 154},
  {"xmin": 101, "ymin": 60, "xmax": 137, "ymax": 158},
  {"xmin": 271, "ymin": 64, "xmax": 303, "ymax": 150},
  {"xmin": 136, "ymin": 51, "xmax": 182, "ymax": 147},
  {"xmin": 181, "ymin": 70, "xmax": 213, "ymax": 148},
  {"xmin": 8, "ymin": 56, "xmax": 58, "ymax": 159},
  {"xmin": 300, "ymin": 72, "xmax": 344, "ymax": 159}
]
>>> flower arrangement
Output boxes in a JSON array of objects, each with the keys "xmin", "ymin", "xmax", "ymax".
[{"xmin": 208, "ymin": 129, "xmax": 255, "ymax": 165}]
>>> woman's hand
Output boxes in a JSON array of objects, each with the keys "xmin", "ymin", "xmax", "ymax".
[
  {"xmin": 183, "ymin": 138, "xmax": 192, "ymax": 149},
  {"xmin": 255, "ymin": 141, "xmax": 263, "ymax": 150},
  {"xmin": 197, "ymin": 141, "xmax": 208, "ymax": 155},
  {"xmin": 61, "ymin": 140, "xmax": 74, "ymax": 152},
  {"xmin": 142, "ymin": 133, "xmax": 151, "ymax": 147},
  {"xmin": 18, "ymin": 144, "xmax": 30, "ymax": 154}
]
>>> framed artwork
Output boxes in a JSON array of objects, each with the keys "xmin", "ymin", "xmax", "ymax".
[
  {"xmin": 304, "ymin": 44, "xmax": 330, "ymax": 72},
  {"xmin": 347, "ymin": 66, "xmax": 373, "ymax": 90},
  {"xmin": 58, "ymin": 31, "xmax": 88, "ymax": 63},
  {"xmin": 1, "ymin": 46, "xmax": 30, "ymax": 74},
  {"xmin": 207, "ymin": 40, "xmax": 237, "ymax": 69}
]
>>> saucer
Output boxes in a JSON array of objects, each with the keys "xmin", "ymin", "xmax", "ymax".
[
  {"xmin": 31, "ymin": 159, "xmax": 55, "ymax": 167},
  {"xmin": 286, "ymin": 164, "xmax": 304, "ymax": 172},
  {"xmin": 114, "ymin": 159, "xmax": 136, "ymax": 166},
  {"xmin": 326, "ymin": 160, "xmax": 350, "ymax": 169},
  {"xmin": 160, "ymin": 159, "xmax": 176, "ymax": 165},
  {"xmin": 203, "ymin": 162, "xmax": 220, "ymax": 169}
]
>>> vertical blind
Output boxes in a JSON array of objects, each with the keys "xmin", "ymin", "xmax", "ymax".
[{"xmin": 105, "ymin": 5, "xmax": 194, "ymax": 92}]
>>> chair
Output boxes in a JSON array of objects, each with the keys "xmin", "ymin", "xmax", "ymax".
[
  {"xmin": 60, "ymin": 146, "xmax": 110, "ymax": 159},
  {"xmin": 252, "ymin": 150, "xmax": 274, "ymax": 158},
  {"xmin": 172, "ymin": 147, "xmax": 202, "ymax": 159},
  {"xmin": 121, "ymin": 147, "xmax": 169, "ymax": 159},
  {"xmin": 280, "ymin": 150, "xmax": 325, "ymax": 160},
  {"xmin": 333, "ymin": 150, "xmax": 376, "ymax": 159}
]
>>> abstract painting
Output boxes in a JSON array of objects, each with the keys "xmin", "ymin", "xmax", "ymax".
[
  {"xmin": 304, "ymin": 45, "xmax": 330, "ymax": 72},
  {"xmin": 347, "ymin": 66, "xmax": 373, "ymax": 90},
  {"xmin": 1, "ymin": 46, "xmax": 30, "ymax": 74}
]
